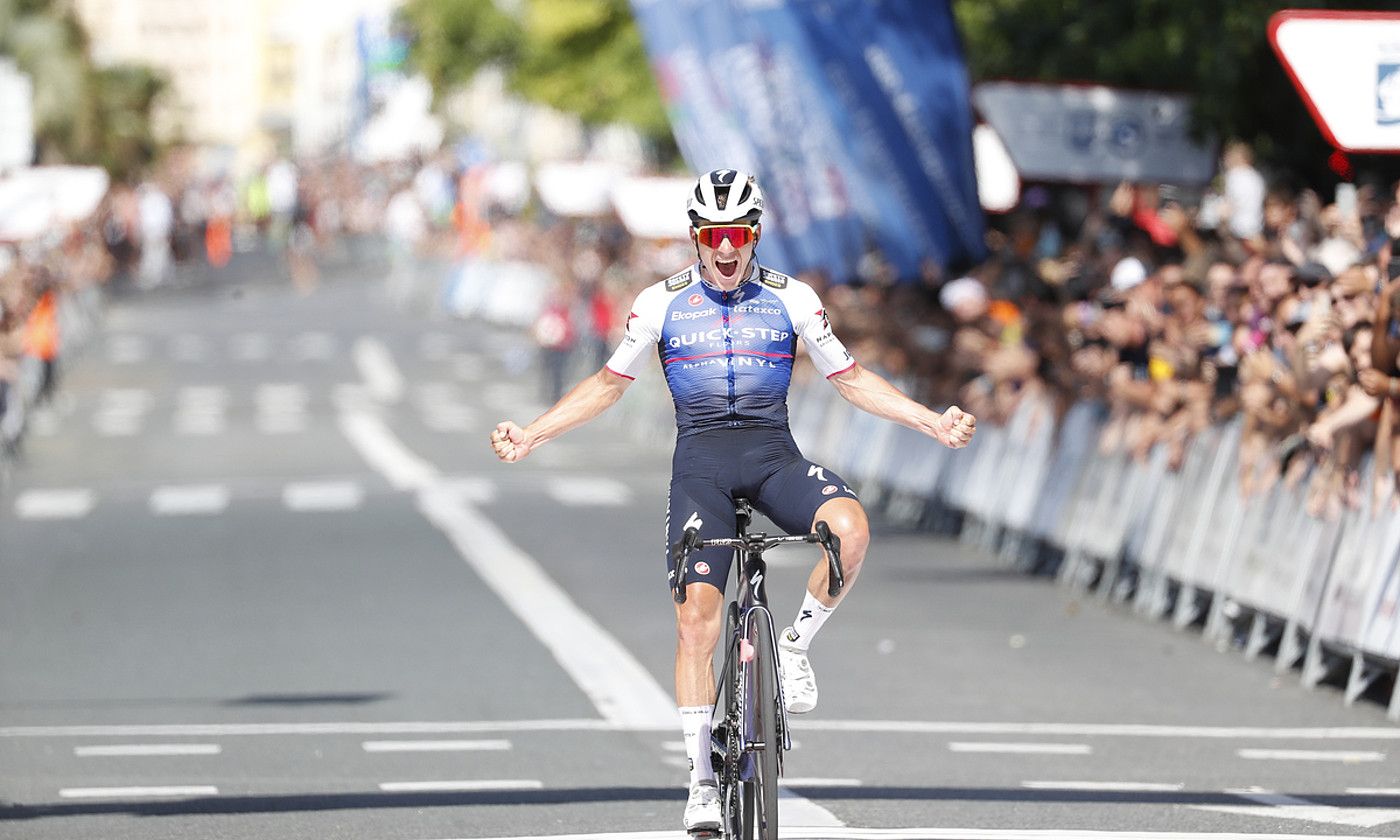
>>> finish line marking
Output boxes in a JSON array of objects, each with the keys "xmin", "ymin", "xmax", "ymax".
[
  {"xmin": 428, "ymin": 828, "xmax": 1400, "ymax": 840},
  {"xmin": 4, "ymin": 719, "xmax": 1399, "ymax": 739}
]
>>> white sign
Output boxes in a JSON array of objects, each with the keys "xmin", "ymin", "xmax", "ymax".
[
  {"xmin": 972, "ymin": 81, "xmax": 1216, "ymax": 185},
  {"xmin": 0, "ymin": 59, "xmax": 34, "ymax": 171},
  {"xmin": 1270, "ymin": 10, "xmax": 1400, "ymax": 153}
]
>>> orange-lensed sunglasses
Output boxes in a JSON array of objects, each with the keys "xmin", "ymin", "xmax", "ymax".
[{"xmin": 694, "ymin": 224, "xmax": 757, "ymax": 249}]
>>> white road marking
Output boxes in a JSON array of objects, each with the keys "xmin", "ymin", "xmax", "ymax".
[
  {"xmin": 256, "ymin": 383, "xmax": 309, "ymax": 406},
  {"xmin": 660, "ymin": 741, "xmax": 686, "ymax": 752},
  {"xmin": 171, "ymin": 334, "xmax": 209, "ymax": 363},
  {"xmin": 448, "ymin": 830, "xmax": 1400, "ymax": 840},
  {"xmin": 379, "ymin": 780, "xmax": 542, "ymax": 793},
  {"xmin": 779, "ymin": 785, "xmax": 845, "ymax": 827},
  {"xmin": 257, "ymin": 414, "xmax": 308, "ymax": 435},
  {"xmin": 150, "ymin": 485, "xmax": 230, "ymax": 516},
  {"xmin": 661, "ymin": 755, "xmax": 689, "ymax": 770},
  {"xmin": 231, "ymin": 333, "xmax": 271, "ymax": 361},
  {"xmin": 1192, "ymin": 787, "xmax": 1400, "ymax": 829},
  {"xmin": 794, "ymin": 720, "xmax": 1400, "ymax": 739},
  {"xmin": 75, "ymin": 744, "xmax": 221, "ymax": 757},
  {"xmin": 93, "ymin": 413, "xmax": 143, "ymax": 437},
  {"xmin": 354, "ymin": 337, "xmax": 405, "ymax": 404},
  {"xmin": 340, "ymin": 407, "xmax": 677, "ymax": 730},
  {"xmin": 1349, "ymin": 787, "xmax": 1400, "ymax": 795},
  {"xmin": 100, "ymin": 388, "xmax": 153, "ymax": 410},
  {"xmin": 108, "ymin": 335, "xmax": 149, "ymax": 364},
  {"xmin": 291, "ymin": 332, "xmax": 336, "ymax": 361},
  {"xmin": 175, "ymin": 413, "xmax": 226, "ymax": 436},
  {"xmin": 782, "ymin": 778, "xmax": 863, "ymax": 787},
  {"xmin": 15, "ymin": 489, "xmax": 94, "ymax": 520},
  {"xmin": 363, "ymin": 739, "xmax": 510, "ymax": 753},
  {"xmin": 1237, "ymin": 748, "xmax": 1384, "ymax": 762},
  {"xmin": 175, "ymin": 386, "xmax": 228, "ymax": 436},
  {"xmin": 60, "ymin": 785, "xmax": 218, "ymax": 799},
  {"xmin": 546, "ymin": 476, "xmax": 632, "ymax": 507},
  {"xmin": 0, "ymin": 720, "xmax": 613, "ymax": 738},
  {"xmin": 949, "ymin": 742, "xmax": 1092, "ymax": 755},
  {"xmin": 283, "ymin": 481, "xmax": 364, "ymax": 512},
  {"xmin": 1022, "ymin": 781, "xmax": 1184, "ymax": 792}
]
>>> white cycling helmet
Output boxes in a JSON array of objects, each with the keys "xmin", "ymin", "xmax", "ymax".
[{"xmin": 687, "ymin": 168, "xmax": 764, "ymax": 226}]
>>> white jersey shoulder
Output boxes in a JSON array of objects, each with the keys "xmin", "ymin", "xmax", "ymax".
[
  {"xmin": 759, "ymin": 270, "xmax": 855, "ymax": 379},
  {"xmin": 604, "ymin": 269, "xmax": 695, "ymax": 380}
]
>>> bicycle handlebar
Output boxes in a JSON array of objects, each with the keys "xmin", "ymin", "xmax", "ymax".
[{"xmin": 672, "ymin": 523, "xmax": 843, "ymax": 604}]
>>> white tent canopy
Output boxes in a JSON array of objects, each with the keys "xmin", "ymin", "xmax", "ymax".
[{"xmin": 0, "ymin": 166, "xmax": 110, "ymax": 243}]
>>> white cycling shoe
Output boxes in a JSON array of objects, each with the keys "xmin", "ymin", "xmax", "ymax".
[
  {"xmin": 683, "ymin": 780, "xmax": 721, "ymax": 832},
  {"xmin": 778, "ymin": 628, "xmax": 818, "ymax": 714}
]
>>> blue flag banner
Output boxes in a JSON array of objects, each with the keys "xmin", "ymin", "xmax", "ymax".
[{"xmin": 630, "ymin": 0, "xmax": 985, "ymax": 281}]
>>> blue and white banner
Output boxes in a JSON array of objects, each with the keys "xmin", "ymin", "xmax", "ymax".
[{"xmin": 630, "ymin": 0, "xmax": 985, "ymax": 281}]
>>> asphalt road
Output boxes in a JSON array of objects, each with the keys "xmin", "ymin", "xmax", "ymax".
[{"xmin": 1, "ymin": 257, "xmax": 1398, "ymax": 840}]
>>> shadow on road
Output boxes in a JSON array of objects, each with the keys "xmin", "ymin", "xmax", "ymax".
[{"xmin": 5, "ymin": 785, "xmax": 1398, "ymax": 820}]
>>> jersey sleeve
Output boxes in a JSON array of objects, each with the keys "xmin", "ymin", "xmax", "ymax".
[
  {"xmin": 604, "ymin": 286, "xmax": 664, "ymax": 380},
  {"xmin": 793, "ymin": 285, "xmax": 856, "ymax": 378}
]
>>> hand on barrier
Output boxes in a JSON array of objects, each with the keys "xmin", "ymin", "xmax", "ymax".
[
  {"xmin": 490, "ymin": 420, "xmax": 531, "ymax": 462},
  {"xmin": 935, "ymin": 405, "xmax": 976, "ymax": 449}
]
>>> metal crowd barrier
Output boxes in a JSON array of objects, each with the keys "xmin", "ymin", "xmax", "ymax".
[{"xmin": 788, "ymin": 376, "xmax": 1400, "ymax": 720}]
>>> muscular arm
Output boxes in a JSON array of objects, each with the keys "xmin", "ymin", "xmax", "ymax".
[
  {"xmin": 830, "ymin": 363, "xmax": 974, "ymax": 448},
  {"xmin": 492, "ymin": 368, "xmax": 631, "ymax": 461}
]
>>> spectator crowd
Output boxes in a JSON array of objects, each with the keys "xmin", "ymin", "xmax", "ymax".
[{"xmin": 5, "ymin": 138, "xmax": 1400, "ymax": 530}]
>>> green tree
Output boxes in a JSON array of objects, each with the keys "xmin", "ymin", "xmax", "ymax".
[
  {"xmin": 0, "ymin": 0, "xmax": 167, "ymax": 178},
  {"xmin": 400, "ymin": 0, "xmax": 671, "ymax": 148},
  {"xmin": 953, "ymin": 0, "xmax": 1400, "ymax": 188}
]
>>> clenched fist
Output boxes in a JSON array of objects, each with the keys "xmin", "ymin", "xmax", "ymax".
[
  {"xmin": 935, "ymin": 405, "xmax": 976, "ymax": 449},
  {"xmin": 490, "ymin": 421, "xmax": 532, "ymax": 462}
]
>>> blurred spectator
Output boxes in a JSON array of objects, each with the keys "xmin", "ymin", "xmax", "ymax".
[{"xmin": 1222, "ymin": 141, "xmax": 1266, "ymax": 242}]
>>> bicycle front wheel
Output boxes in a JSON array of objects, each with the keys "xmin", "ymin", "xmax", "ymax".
[{"xmin": 745, "ymin": 607, "xmax": 781, "ymax": 840}]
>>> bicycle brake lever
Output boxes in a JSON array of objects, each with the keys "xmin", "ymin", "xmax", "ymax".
[
  {"xmin": 814, "ymin": 520, "xmax": 844, "ymax": 598},
  {"xmin": 671, "ymin": 527, "xmax": 702, "ymax": 604}
]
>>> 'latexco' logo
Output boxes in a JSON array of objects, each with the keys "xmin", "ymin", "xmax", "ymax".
[
  {"xmin": 672, "ymin": 307, "xmax": 717, "ymax": 321},
  {"xmin": 1378, "ymin": 62, "xmax": 1400, "ymax": 126}
]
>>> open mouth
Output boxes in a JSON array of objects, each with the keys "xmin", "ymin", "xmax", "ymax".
[{"xmin": 716, "ymin": 257, "xmax": 739, "ymax": 279}]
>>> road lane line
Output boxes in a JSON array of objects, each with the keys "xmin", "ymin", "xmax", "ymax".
[
  {"xmin": 75, "ymin": 744, "xmax": 222, "ymax": 757},
  {"xmin": 1021, "ymin": 781, "xmax": 1184, "ymax": 792},
  {"xmin": 949, "ymin": 742, "xmax": 1092, "ymax": 755},
  {"xmin": 546, "ymin": 476, "xmax": 632, "ymax": 507},
  {"xmin": 354, "ymin": 337, "xmax": 406, "ymax": 404},
  {"xmin": 59, "ymin": 785, "xmax": 218, "ymax": 799},
  {"xmin": 15, "ymin": 489, "xmax": 94, "ymax": 520},
  {"xmin": 283, "ymin": 481, "xmax": 364, "ymax": 511},
  {"xmin": 1349, "ymin": 787, "xmax": 1400, "ymax": 794},
  {"xmin": 1237, "ymin": 748, "xmax": 1384, "ymax": 762},
  {"xmin": 793, "ymin": 720, "xmax": 1400, "ymax": 739},
  {"xmin": 779, "ymin": 785, "xmax": 845, "ymax": 827},
  {"xmin": 363, "ymin": 739, "xmax": 510, "ymax": 753},
  {"xmin": 1192, "ymin": 787, "xmax": 1400, "ymax": 829},
  {"xmin": 339, "ymin": 407, "xmax": 677, "ymax": 730},
  {"xmin": 0, "ymin": 720, "xmax": 612, "ymax": 737},
  {"xmin": 150, "ymin": 485, "xmax": 230, "ymax": 516},
  {"xmin": 379, "ymin": 780, "xmax": 542, "ymax": 792},
  {"xmin": 782, "ymin": 778, "xmax": 863, "ymax": 787},
  {"xmin": 451, "ymin": 829, "xmax": 1400, "ymax": 840}
]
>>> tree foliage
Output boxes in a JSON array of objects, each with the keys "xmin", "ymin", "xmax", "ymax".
[
  {"xmin": 400, "ymin": 0, "xmax": 670, "ymax": 144},
  {"xmin": 0, "ymin": 0, "xmax": 167, "ymax": 179},
  {"xmin": 953, "ymin": 0, "xmax": 1400, "ymax": 188}
]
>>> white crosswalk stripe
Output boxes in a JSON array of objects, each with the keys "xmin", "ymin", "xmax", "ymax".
[
  {"xmin": 230, "ymin": 333, "xmax": 271, "ymax": 361},
  {"xmin": 14, "ymin": 489, "xmax": 94, "ymax": 520},
  {"xmin": 283, "ymin": 481, "xmax": 364, "ymax": 511},
  {"xmin": 547, "ymin": 476, "xmax": 632, "ymax": 507},
  {"xmin": 290, "ymin": 331, "xmax": 337, "ymax": 361},
  {"xmin": 150, "ymin": 484, "xmax": 230, "ymax": 516}
]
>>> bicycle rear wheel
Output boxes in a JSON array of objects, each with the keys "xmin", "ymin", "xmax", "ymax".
[{"xmin": 745, "ymin": 607, "xmax": 781, "ymax": 840}]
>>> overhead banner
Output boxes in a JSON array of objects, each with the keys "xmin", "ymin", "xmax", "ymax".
[
  {"xmin": 629, "ymin": 0, "xmax": 985, "ymax": 280},
  {"xmin": 972, "ymin": 81, "xmax": 1217, "ymax": 185}
]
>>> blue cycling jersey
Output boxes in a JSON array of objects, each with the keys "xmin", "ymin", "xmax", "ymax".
[{"xmin": 606, "ymin": 263, "xmax": 855, "ymax": 437}]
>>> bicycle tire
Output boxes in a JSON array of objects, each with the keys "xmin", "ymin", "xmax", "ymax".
[
  {"xmin": 746, "ymin": 607, "xmax": 780, "ymax": 840},
  {"xmin": 722, "ymin": 604, "xmax": 745, "ymax": 840}
]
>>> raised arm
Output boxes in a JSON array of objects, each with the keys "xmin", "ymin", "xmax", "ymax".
[
  {"xmin": 491, "ymin": 368, "xmax": 632, "ymax": 462},
  {"xmin": 829, "ymin": 363, "xmax": 975, "ymax": 449}
]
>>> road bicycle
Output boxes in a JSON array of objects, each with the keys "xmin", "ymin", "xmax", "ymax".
[{"xmin": 671, "ymin": 498, "xmax": 844, "ymax": 840}]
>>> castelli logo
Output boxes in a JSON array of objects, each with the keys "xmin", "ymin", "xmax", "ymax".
[
  {"xmin": 822, "ymin": 484, "xmax": 838, "ymax": 495},
  {"xmin": 688, "ymin": 293, "xmax": 703, "ymax": 306},
  {"xmin": 694, "ymin": 561, "xmax": 711, "ymax": 575}
]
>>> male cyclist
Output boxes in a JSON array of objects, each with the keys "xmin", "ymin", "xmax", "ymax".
[{"xmin": 490, "ymin": 169, "xmax": 976, "ymax": 833}]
